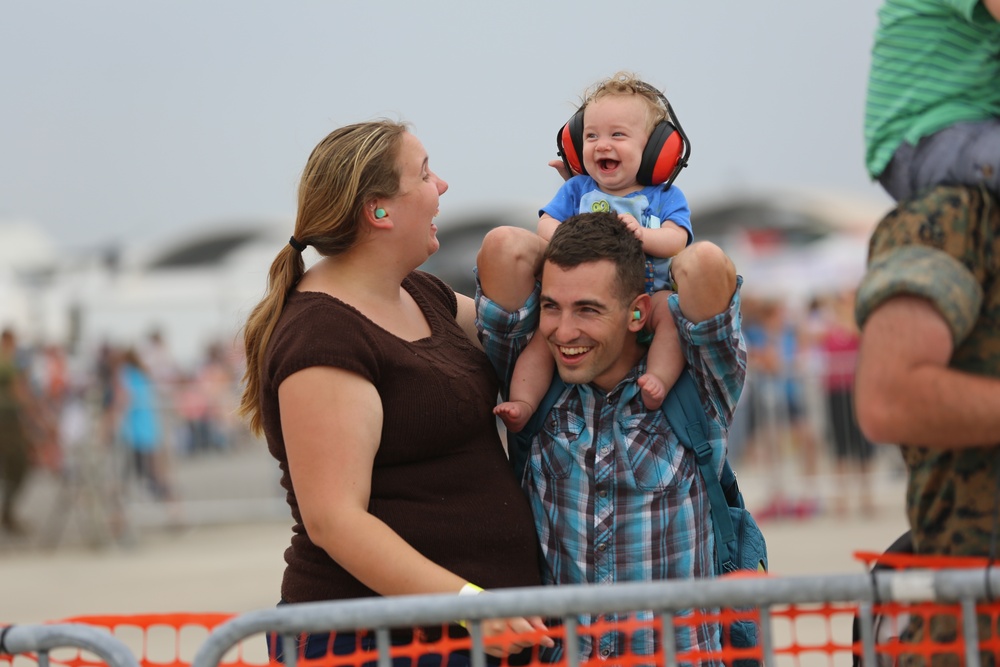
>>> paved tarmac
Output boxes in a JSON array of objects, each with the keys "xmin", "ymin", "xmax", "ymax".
[{"xmin": 0, "ymin": 441, "xmax": 910, "ymax": 626}]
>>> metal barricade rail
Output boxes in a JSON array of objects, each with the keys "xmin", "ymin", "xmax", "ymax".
[
  {"xmin": 6, "ymin": 567, "xmax": 1000, "ymax": 667},
  {"xmin": 187, "ymin": 567, "xmax": 1000, "ymax": 667},
  {"xmin": 0, "ymin": 623, "xmax": 140, "ymax": 667}
]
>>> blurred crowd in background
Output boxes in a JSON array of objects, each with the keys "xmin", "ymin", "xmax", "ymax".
[
  {"xmin": 0, "ymin": 326, "xmax": 247, "ymax": 541},
  {"xmin": 734, "ymin": 287, "xmax": 891, "ymax": 522},
  {"xmin": 0, "ymin": 283, "xmax": 897, "ymax": 546}
]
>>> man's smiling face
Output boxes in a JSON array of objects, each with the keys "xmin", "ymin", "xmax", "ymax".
[{"xmin": 538, "ymin": 258, "xmax": 641, "ymax": 392}]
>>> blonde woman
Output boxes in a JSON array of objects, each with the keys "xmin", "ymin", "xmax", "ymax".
[{"xmin": 239, "ymin": 120, "xmax": 551, "ymax": 666}]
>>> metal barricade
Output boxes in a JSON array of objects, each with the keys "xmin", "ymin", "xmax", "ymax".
[
  {"xmin": 0, "ymin": 623, "xmax": 140, "ymax": 667},
  {"xmin": 7, "ymin": 568, "xmax": 1000, "ymax": 667},
  {"xmin": 186, "ymin": 568, "xmax": 1000, "ymax": 667}
]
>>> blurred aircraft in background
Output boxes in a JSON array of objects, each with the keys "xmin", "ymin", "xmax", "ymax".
[{"xmin": 0, "ymin": 188, "xmax": 889, "ymax": 371}]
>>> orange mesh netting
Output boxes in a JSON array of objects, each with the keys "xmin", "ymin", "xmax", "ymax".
[
  {"xmin": 10, "ymin": 577, "xmax": 1000, "ymax": 667},
  {"xmin": 0, "ymin": 613, "xmax": 254, "ymax": 667},
  {"xmin": 2, "ymin": 610, "xmax": 770, "ymax": 667},
  {"xmin": 850, "ymin": 550, "xmax": 1000, "ymax": 667}
]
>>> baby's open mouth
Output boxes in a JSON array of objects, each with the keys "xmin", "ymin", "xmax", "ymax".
[{"xmin": 598, "ymin": 159, "xmax": 619, "ymax": 171}]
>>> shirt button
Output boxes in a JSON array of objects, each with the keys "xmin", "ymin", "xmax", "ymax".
[
  {"xmin": 597, "ymin": 543, "xmax": 607, "ymax": 552},
  {"xmin": 601, "ymin": 648, "xmax": 611, "ymax": 658},
  {"xmin": 600, "ymin": 446, "xmax": 610, "ymax": 455},
  {"xmin": 598, "ymin": 489, "xmax": 608, "ymax": 498}
]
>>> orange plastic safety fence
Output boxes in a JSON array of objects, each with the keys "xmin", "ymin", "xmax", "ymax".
[
  {"xmin": 767, "ymin": 602, "xmax": 860, "ymax": 666},
  {"xmin": 848, "ymin": 599, "xmax": 1000, "ymax": 666},
  {"xmin": 278, "ymin": 612, "xmax": 767, "ymax": 667},
  {"xmin": 854, "ymin": 550, "xmax": 998, "ymax": 571},
  {"xmin": 850, "ymin": 551, "xmax": 1000, "ymax": 666},
  {"xmin": 0, "ymin": 613, "xmax": 267, "ymax": 667},
  {"xmin": 13, "ymin": 597, "xmax": 1000, "ymax": 667},
  {"xmin": 2, "ymin": 610, "xmax": 771, "ymax": 667}
]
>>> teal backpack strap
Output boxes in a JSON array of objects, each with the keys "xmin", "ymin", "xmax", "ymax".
[
  {"xmin": 665, "ymin": 371, "xmax": 738, "ymax": 572},
  {"xmin": 507, "ymin": 377, "xmax": 568, "ymax": 483}
]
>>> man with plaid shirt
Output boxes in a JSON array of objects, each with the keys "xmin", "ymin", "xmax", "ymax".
[{"xmin": 474, "ymin": 211, "xmax": 747, "ymax": 662}]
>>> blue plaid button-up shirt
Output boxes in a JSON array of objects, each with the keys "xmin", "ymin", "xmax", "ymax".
[{"xmin": 475, "ymin": 275, "xmax": 747, "ymax": 661}]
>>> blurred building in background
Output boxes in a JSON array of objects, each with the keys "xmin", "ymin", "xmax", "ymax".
[{"xmin": 1, "ymin": 217, "xmax": 290, "ymax": 372}]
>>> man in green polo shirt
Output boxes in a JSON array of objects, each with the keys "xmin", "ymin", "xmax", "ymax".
[{"xmin": 864, "ymin": 0, "xmax": 1000, "ymax": 202}]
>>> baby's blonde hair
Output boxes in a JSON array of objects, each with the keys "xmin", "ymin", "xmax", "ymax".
[{"xmin": 581, "ymin": 71, "xmax": 667, "ymax": 133}]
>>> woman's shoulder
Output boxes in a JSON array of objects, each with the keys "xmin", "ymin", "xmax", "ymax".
[
  {"xmin": 271, "ymin": 292, "xmax": 368, "ymax": 354},
  {"xmin": 266, "ymin": 292, "xmax": 379, "ymax": 387},
  {"xmin": 280, "ymin": 290, "xmax": 356, "ymax": 328},
  {"xmin": 407, "ymin": 270, "xmax": 457, "ymax": 317}
]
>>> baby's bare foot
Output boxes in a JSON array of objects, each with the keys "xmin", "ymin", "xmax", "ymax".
[{"xmin": 494, "ymin": 400, "xmax": 535, "ymax": 433}]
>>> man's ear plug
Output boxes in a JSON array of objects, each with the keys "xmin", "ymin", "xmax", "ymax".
[
  {"xmin": 633, "ymin": 310, "xmax": 641, "ymax": 320},
  {"xmin": 375, "ymin": 208, "xmax": 387, "ymax": 219}
]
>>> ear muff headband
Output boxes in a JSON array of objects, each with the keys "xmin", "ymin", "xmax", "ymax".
[{"xmin": 555, "ymin": 83, "xmax": 691, "ymax": 189}]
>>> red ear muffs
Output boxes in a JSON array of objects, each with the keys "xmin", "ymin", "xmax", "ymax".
[
  {"xmin": 555, "ymin": 87, "xmax": 691, "ymax": 189},
  {"xmin": 637, "ymin": 118, "xmax": 689, "ymax": 187},
  {"xmin": 556, "ymin": 110, "xmax": 586, "ymax": 177}
]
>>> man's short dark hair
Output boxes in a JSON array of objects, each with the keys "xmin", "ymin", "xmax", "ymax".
[{"xmin": 544, "ymin": 211, "xmax": 646, "ymax": 304}]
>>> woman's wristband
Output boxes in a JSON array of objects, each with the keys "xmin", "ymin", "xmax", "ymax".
[
  {"xmin": 459, "ymin": 583, "xmax": 484, "ymax": 596},
  {"xmin": 457, "ymin": 583, "xmax": 484, "ymax": 628}
]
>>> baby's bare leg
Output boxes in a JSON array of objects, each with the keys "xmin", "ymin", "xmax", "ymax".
[
  {"xmin": 638, "ymin": 291, "xmax": 685, "ymax": 410},
  {"xmin": 495, "ymin": 333, "xmax": 555, "ymax": 432}
]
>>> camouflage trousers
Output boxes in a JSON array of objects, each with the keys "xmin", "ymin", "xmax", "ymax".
[{"xmin": 900, "ymin": 608, "xmax": 999, "ymax": 667}]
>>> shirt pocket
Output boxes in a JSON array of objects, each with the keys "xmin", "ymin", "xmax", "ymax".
[
  {"xmin": 530, "ymin": 410, "xmax": 588, "ymax": 479},
  {"xmin": 618, "ymin": 413, "xmax": 679, "ymax": 492}
]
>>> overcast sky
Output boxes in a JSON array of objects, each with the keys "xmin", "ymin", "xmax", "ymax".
[{"xmin": 1, "ymin": 1, "xmax": 888, "ymax": 253}]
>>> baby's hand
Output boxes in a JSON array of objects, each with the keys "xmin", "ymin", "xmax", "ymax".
[
  {"xmin": 548, "ymin": 158, "xmax": 573, "ymax": 182},
  {"xmin": 618, "ymin": 213, "xmax": 643, "ymax": 241}
]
